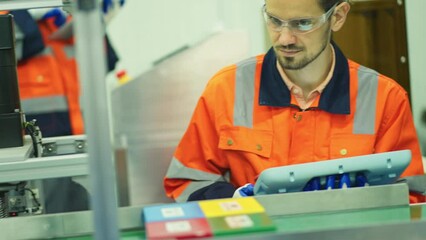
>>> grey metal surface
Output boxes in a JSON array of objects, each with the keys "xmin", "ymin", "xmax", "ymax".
[
  {"xmin": 0, "ymin": 205, "xmax": 144, "ymax": 240},
  {"xmin": 111, "ymin": 31, "xmax": 250, "ymax": 205},
  {"xmin": 0, "ymin": 0, "xmax": 62, "ymax": 10},
  {"xmin": 115, "ymin": 147, "xmax": 130, "ymax": 207},
  {"xmin": 399, "ymin": 174, "xmax": 426, "ymax": 195},
  {"xmin": 255, "ymin": 183, "xmax": 410, "ymax": 217},
  {"xmin": 0, "ymin": 136, "xmax": 32, "ymax": 163},
  {"xmin": 42, "ymin": 135, "xmax": 87, "ymax": 156},
  {"xmin": 0, "ymin": 135, "xmax": 89, "ymax": 184},
  {"xmin": 0, "ymin": 151, "xmax": 88, "ymax": 183}
]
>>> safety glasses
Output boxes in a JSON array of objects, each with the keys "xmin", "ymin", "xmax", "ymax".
[{"xmin": 263, "ymin": 3, "xmax": 338, "ymax": 35}]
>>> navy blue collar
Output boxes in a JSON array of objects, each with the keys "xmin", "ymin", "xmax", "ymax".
[{"xmin": 259, "ymin": 42, "xmax": 350, "ymax": 114}]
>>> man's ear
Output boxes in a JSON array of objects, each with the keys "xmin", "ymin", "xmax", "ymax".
[{"xmin": 331, "ymin": 2, "xmax": 351, "ymax": 32}]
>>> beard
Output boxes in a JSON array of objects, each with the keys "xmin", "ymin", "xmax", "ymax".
[{"xmin": 275, "ymin": 27, "xmax": 331, "ymax": 70}]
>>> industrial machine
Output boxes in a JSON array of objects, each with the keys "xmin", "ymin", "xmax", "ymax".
[
  {"xmin": 0, "ymin": 131, "xmax": 88, "ymax": 219},
  {"xmin": 0, "ymin": 13, "xmax": 88, "ymax": 219},
  {"xmin": 0, "ymin": 12, "xmax": 35, "ymax": 219},
  {"xmin": 0, "ymin": 14, "xmax": 23, "ymax": 149},
  {"xmin": 0, "ymin": 181, "xmax": 42, "ymax": 218}
]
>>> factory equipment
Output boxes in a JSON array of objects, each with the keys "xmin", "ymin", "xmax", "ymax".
[
  {"xmin": 0, "ymin": 181, "xmax": 42, "ymax": 218},
  {"xmin": 0, "ymin": 132, "xmax": 89, "ymax": 218},
  {"xmin": 0, "ymin": 13, "xmax": 40, "ymax": 218},
  {"xmin": 0, "ymin": 0, "xmax": 102, "ymax": 222},
  {"xmin": 0, "ymin": 13, "xmax": 36, "ymax": 219},
  {"xmin": 0, "ymin": 14, "xmax": 23, "ymax": 149}
]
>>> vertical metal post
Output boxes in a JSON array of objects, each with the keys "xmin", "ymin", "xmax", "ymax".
[{"xmin": 73, "ymin": 0, "xmax": 119, "ymax": 239}]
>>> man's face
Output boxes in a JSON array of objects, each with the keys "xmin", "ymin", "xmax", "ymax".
[{"xmin": 265, "ymin": 0, "xmax": 334, "ymax": 70}]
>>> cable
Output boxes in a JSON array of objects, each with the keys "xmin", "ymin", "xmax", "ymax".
[
  {"xmin": 24, "ymin": 188, "xmax": 41, "ymax": 210},
  {"xmin": 15, "ymin": 181, "xmax": 26, "ymax": 192},
  {"xmin": 0, "ymin": 194, "xmax": 6, "ymax": 218},
  {"xmin": 10, "ymin": 182, "xmax": 41, "ymax": 214},
  {"xmin": 24, "ymin": 120, "xmax": 42, "ymax": 157}
]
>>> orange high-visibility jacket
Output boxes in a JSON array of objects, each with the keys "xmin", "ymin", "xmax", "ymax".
[
  {"xmin": 16, "ymin": 16, "xmax": 84, "ymax": 136},
  {"xmin": 164, "ymin": 44, "xmax": 424, "ymax": 203}
]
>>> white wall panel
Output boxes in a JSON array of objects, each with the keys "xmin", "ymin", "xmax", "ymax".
[
  {"xmin": 406, "ymin": 0, "xmax": 426, "ymax": 153},
  {"xmin": 107, "ymin": 0, "xmax": 265, "ymax": 79}
]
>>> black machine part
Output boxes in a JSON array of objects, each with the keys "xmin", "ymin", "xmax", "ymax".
[
  {"xmin": 0, "ymin": 14, "xmax": 24, "ymax": 148},
  {"xmin": 0, "ymin": 182, "xmax": 42, "ymax": 218}
]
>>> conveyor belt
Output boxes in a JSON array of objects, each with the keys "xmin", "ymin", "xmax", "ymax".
[{"xmin": 1, "ymin": 183, "xmax": 425, "ymax": 240}]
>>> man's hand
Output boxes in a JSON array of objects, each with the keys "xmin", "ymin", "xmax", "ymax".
[
  {"xmin": 102, "ymin": 0, "xmax": 125, "ymax": 14},
  {"xmin": 233, "ymin": 183, "xmax": 254, "ymax": 198}
]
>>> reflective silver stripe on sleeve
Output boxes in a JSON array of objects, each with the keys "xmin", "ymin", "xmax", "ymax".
[
  {"xmin": 234, "ymin": 57, "xmax": 257, "ymax": 128},
  {"xmin": 38, "ymin": 46, "xmax": 54, "ymax": 56},
  {"xmin": 79, "ymin": 95, "xmax": 85, "ymax": 111},
  {"xmin": 21, "ymin": 96, "xmax": 69, "ymax": 114},
  {"xmin": 166, "ymin": 157, "xmax": 226, "ymax": 202},
  {"xmin": 14, "ymin": 23, "xmax": 24, "ymax": 61},
  {"xmin": 353, "ymin": 65, "xmax": 378, "ymax": 134},
  {"xmin": 166, "ymin": 157, "xmax": 224, "ymax": 181}
]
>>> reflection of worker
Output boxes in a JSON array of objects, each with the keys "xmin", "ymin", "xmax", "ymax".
[
  {"xmin": 8, "ymin": 8, "xmax": 118, "ymax": 213},
  {"xmin": 12, "ymin": 9, "xmax": 118, "ymax": 136},
  {"xmin": 13, "ymin": 9, "xmax": 83, "ymax": 136},
  {"xmin": 164, "ymin": 0, "xmax": 425, "ymax": 203}
]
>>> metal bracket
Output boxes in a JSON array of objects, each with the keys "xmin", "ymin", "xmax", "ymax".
[
  {"xmin": 74, "ymin": 140, "xmax": 86, "ymax": 153},
  {"xmin": 42, "ymin": 135, "xmax": 87, "ymax": 157},
  {"xmin": 0, "ymin": 135, "xmax": 89, "ymax": 184},
  {"xmin": 43, "ymin": 143, "xmax": 57, "ymax": 156}
]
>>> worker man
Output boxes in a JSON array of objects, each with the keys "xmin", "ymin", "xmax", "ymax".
[{"xmin": 164, "ymin": 0, "xmax": 425, "ymax": 203}]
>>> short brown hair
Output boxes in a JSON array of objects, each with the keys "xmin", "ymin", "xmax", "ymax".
[{"xmin": 318, "ymin": 0, "xmax": 346, "ymax": 11}]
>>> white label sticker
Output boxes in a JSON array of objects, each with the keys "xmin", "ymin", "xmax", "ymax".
[
  {"xmin": 225, "ymin": 215, "xmax": 254, "ymax": 228},
  {"xmin": 220, "ymin": 201, "xmax": 242, "ymax": 212},
  {"xmin": 161, "ymin": 207, "xmax": 185, "ymax": 218},
  {"xmin": 165, "ymin": 221, "xmax": 192, "ymax": 233}
]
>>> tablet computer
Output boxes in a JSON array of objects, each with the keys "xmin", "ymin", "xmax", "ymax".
[{"xmin": 254, "ymin": 150, "xmax": 411, "ymax": 195}]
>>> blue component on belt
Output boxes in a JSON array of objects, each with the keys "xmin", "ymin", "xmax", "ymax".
[
  {"xmin": 356, "ymin": 172, "xmax": 368, "ymax": 187},
  {"xmin": 303, "ymin": 177, "xmax": 321, "ymax": 191},
  {"xmin": 303, "ymin": 179, "xmax": 313, "ymax": 191},
  {"xmin": 339, "ymin": 173, "xmax": 351, "ymax": 188},
  {"xmin": 326, "ymin": 175, "xmax": 336, "ymax": 189},
  {"xmin": 311, "ymin": 177, "xmax": 320, "ymax": 190}
]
